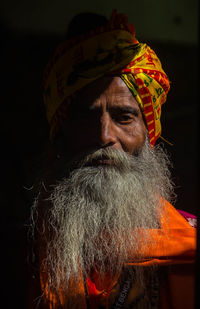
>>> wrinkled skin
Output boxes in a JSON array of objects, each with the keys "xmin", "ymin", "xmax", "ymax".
[{"xmin": 57, "ymin": 76, "xmax": 147, "ymax": 162}]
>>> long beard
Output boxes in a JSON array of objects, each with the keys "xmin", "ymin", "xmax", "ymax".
[{"xmin": 31, "ymin": 139, "xmax": 174, "ymax": 296}]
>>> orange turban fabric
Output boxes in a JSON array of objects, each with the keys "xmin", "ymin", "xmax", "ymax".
[{"xmin": 43, "ymin": 10, "xmax": 170, "ymax": 146}]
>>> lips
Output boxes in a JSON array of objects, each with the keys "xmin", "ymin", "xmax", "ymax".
[
  {"xmin": 86, "ymin": 157, "xmax": 114, "ymax": 167},
  {"xmin": 95, "ymin": 159, "xmax": 114, "ymax": 165}
]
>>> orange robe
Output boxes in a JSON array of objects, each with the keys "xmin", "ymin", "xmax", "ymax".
[{"xmin": 38, "ymin": 201, "xmax": 196, "ymax": 309}]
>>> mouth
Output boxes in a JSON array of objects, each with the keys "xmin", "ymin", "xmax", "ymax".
[{"xmin": 85, "ymin": 158, "xmax": 114, "ymax": 167}]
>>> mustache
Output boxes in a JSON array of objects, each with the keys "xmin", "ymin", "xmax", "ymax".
[
  {"xmin": 80, "ymin": 148, "xmax": 132, "ymax": 169},
  {"xmin": 56, "ymin": 147, "xmax": 134, "ymax": 178}
]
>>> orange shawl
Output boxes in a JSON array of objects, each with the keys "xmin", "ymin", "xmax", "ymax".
[{"xmin": 40, "ymin": 201, "xmax": 196, "ymax": 308}]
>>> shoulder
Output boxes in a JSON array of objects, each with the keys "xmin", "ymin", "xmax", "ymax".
[
  {"xmin": 162, "ymin": 199, "xmax": 197, "ymax": 229},
  {"xmin": 176, "ymin": 209, "xmax": 197, "ymax": 228}
]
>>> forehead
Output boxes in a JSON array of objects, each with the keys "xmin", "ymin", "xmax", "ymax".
[{"xmin": 73, "ymin": 76, "xmax": 139, "ymax": 109}]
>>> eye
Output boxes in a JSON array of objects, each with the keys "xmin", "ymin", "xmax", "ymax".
[
  {"xmin": 68, "ymin": 106, "xmax": 99, "ymax": 121},
  {"xmin": 114, "ymin": 113, "xmax": 134, "ymax": 124}
]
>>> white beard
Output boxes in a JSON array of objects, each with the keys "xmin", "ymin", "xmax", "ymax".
[{"xmin": 31, "ymin": 138, "xmax": 174, "ymax": 296}]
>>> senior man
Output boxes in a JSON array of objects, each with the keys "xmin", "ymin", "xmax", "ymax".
[{"xmin": 29, "ymin": 11, "xmax": 196, "ymax": 309}]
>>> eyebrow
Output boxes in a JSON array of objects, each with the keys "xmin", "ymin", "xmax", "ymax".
[
  {"xmin": 108, "ymin": 106, "xmax": 139, "ymax": 116},
  {"xmin": 70, "ymin": 102, "xmax": 139, "ymax": 117}
]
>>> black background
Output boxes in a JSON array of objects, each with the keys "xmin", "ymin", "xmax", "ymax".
[{"xmin": 1, "ymin": 2, "xmax": 198, "ymax": 308}]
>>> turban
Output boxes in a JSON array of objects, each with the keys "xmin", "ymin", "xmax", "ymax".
[{"xmin": 43, "ymin": 10, "xmax": 170, "ymax": 146}]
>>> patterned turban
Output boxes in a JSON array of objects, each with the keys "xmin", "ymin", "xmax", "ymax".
[{"xmin": 43, "ymin": 10, "xmax": 170, "ymax": 146}]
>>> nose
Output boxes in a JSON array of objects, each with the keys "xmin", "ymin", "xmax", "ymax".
[{"xmin": 99, "ymin": 113, "xmax": 117, "ymax": 147}]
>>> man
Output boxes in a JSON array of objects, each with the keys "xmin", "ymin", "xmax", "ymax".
[{"xmin": 29, "ymin": 10, "xmax": 196, "ymax": 309}]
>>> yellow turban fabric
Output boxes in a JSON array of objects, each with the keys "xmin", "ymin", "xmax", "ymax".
[{"xmin": 43, "ymin": 10, "xmax": 170, "ymax": 146}]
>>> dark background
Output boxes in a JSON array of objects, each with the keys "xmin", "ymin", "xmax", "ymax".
[{"xmin": 1, "ymin": 1, "xmax": 198, "ymax": 307}]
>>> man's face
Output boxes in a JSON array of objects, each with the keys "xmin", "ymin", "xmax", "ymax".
[{"xmin": 59, "ymin": 76, "xmax": 147, "ymax": 161}]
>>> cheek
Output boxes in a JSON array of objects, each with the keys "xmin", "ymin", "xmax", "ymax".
[
  {"xmin": 61, "ymin": 121, "xmax": 97, "ymax": 155},
  {"xmin": 120, "ymin": 123, "xmax": 147, "ymax": 154}
]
